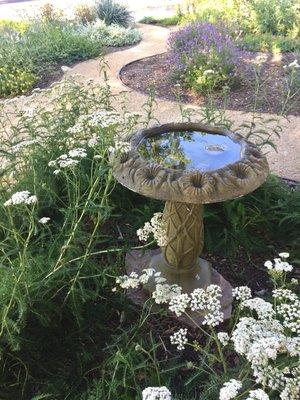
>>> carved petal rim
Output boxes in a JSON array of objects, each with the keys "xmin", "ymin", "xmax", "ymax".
[{"xmin": 112, "ymin": 122, "xmax": 269, "ymax": 204}]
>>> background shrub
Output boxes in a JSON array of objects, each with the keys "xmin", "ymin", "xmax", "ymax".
[
  {"xmin": 95, "ymin": 0, "xmax": 133, "ymax": 28},
  {"xmin": 0, "ymin": 21, "xmax": 103, "ymax": 98},
  {"xmin": 183, "ymin": 0, "xmax": 299, "ymax": 37},
  {"xmin": 243, "ymin": 0, "xmax": 299, "ymax": 36},
  {"xmin": 80, "ymin": 20, "xmax": 141, "ymax": 47},
  {"xmin": 237, "ymin": 32, "xmax": 300, "ymax": 52},
  {"xmin": 39, "ymin": 2, "xmax": 64, "ymax": 23},
  {"xmin": 181, "ymin": 0, "xmax": 241, "ymax": 27},
  {"xmin": 0, "ymin": 65, "xmax": 36, "ymax": 97},
  {"xmin": 167, "ymin": 22, "xmax": 239, "ymax": 92},
  {"xmin": 205, "ymin": 176, "xmax": 300, "ymax": 257},
  {"xmin": 0, "ymin": 19, "xmax": 29, "ymax": 34},
  {"xmin": 74, "ymin": 3, "xmax": 97, "ymax": 24}
]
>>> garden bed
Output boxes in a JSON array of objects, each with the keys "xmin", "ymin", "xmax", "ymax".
[
  {"xmin": 120, "ymin": 51, "xmax": 300, "ymax": 116},
  {"xmin": 18, "ymin": 43, "xmax": 139, "ymax": 95}
]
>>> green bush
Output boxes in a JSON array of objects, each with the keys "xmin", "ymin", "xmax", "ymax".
[
  {"xmin": 95, "ymin": 0, "xmax": 134, "ymax": 28},
  {"xmin": 243, "ymin": 0, "xmax": 300, "ymax": 36},
  {"xmin": 237, "ymin": 32, "xmax": 300, "ymax": 52},
  {"xmin": 183, "ymin": 0, "xmax": 300, "ymax": 37},
  {"xmin": 140, "ymin": 15, "xmax": 181, "ymax": 26},
  {"xmin": 0, "ymin": 19, "xmax": 29, "ymax": 34},
  {"xmin": 181, "ymin": 0, "xmax": 241, "ymax": 26},
  {"xmin": 74, "ymin": 3, "xmax": 97, "ymax": 24},
  {"xmin": 0, "ymin": 9, "xmax": 142, "ymax": 98},
  {"xmin": 79, "ymin": 20, "xmax": 141, "ymax": 47},
  {"xmin": 0, "ymin": 21, "xmax": 103, "ymax": 98},
  {"xmin": 205, "ymin": 176, "xmax": 300, "ymax": 257},
  {"xmin": 0, "ymin": 65, "xmax": 37, "ymax": 97}
]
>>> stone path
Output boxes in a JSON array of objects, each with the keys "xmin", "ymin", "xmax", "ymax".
[{"xmin": 65, "ymin": 23, "xmax": 300, "ymax": 181}]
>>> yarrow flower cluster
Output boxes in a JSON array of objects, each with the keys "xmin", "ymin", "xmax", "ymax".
[
  {"xmin": 11, "ymin": 139, "xmax": 39, "ymax": 154},
  {"xmin": 168, "ymin": 285, "xmax": 224, "ymax": 327},
  {"xmin": 241, "ymin": 298, "xmax": 275, "ymax": 320},
  {"xmin": 116, "ymin": 269, "xmax": 164, "ymax": 290},
  {"xmin": 190, "ymin": 285, "xmax": 224, "ymax": 326},
  {"xmin": 219, "ymin": 379, "xmax": 242, "ymax": 400},
  {"xmin": 67, "ymin": 110, "xmax": 122, "ymax": 135},
  {"xmin": 276, "ymin": 299, "xmax": 300, "ymax": 334},
  {"xmin": 137, "ymin": 213, "xmax": 168, "ymax": 247},
  {"xmin": 273, "ymin": 288, "xmax": 298, "ymax": 302},
  {"xmin": 152, "ymin": 283, "xmax": 181, "ymax": 304},
  {"xmin": 108, "ymin": 137, "xmax": 131, "ymax": 154},
  {"xmin": 39, "ymin": 217, "xmax": 50, "ymax": 224},
  {"xmin": 142, "ymin": 386, "xmax": 172, "ymax": 400},
  {"xmin": 283, "ymin": 59, "xmax": 300, "ymax": 69},
  {"xmin": 116, "ymin": 268, "xmax": 183, "ymax": 304},
  {"xmin": 233, "ymin": 286, "xmax": 252, "ymax": 302},
  {"xmin": 264, "ymin": 253, "xmax": 293, "ymax": 277},
  {"xmin": 169, "ymin": 293, "xmax": 190, "ymax": 317},
  {"xmin": 4, "ymin": 191, "xmax": 37, "ymax": 206},
  {"xmin": 217, "ymin": 332, "xmax": 230, "ymax": 346},
  {"xmin": 48, "ymin": 148, "xmax": 87, "ymax": 173},
  {"xmin": 230, "ymin": 268, "xmax": 300, "ymax": 400},
  {"xmin": 170, "ymin": 328, "xmax": 188, "ymax": 350},
  {"xmin": 246, "ymin": 389, "xmax": 270, "ymax": 400}
]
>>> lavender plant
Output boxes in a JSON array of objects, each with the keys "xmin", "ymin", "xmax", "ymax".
[{"xmin": 167, "ymin": 22, "xmax": 240, "ymax": 93}]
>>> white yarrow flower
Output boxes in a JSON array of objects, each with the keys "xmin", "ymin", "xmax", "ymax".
[
  {"xmin": 4, "ymin": 191, "xmax": 37, "ymax": 206},
  {"xmin": 152, "ymin": 283, "xmax": 181, "ymax": 304},
  {"xmin": 233, "ymin": 286, "xmax": 252, "ymax": 301},
  {"xmin": 61, "ymin": 65, "xmax": 71, "ymax": 72},
  {"xmin": 170, "ymin": 328, "xmax": 188, "ymax": 351},
  {"xmin": 190, "ymin": 285, "xmax": 224, "ymax": 327},
  {"xmin": 137, "ymin": 213, "xmax": 168, "ymax": 246},
  {"xmin": 278, "ymin": 252, "xmax": 289, "ymax": 259},
  {"xmin": 288, "ymin": 59, "xmax": 300, "ymax": 69},
  {"xmin": 246, "ymin": 389, "xmax": 270, "ymax": 400},
  {"xmin": 217, "ymin": 332, "xmax": 230, "ymax": 346},
  {"xmin": 241, "ymin": 298, "xmax": 275, "ymax": 320},
  {"xmin": 68, "ymin": 148, "xmax": 87, "ymax": 158},
  {"xmin": 39, "ymin": 217, "xmax": 50, "ymax": 224},
  {"xmin": 142, "ymin": 386, "xmax": 172, "ymax": 400},
  {"xmin": 169, "ymin": 293, "xmax": 190, "ymax": 316},
  {"xmin": 264, "ymin": 256, "xmax": 293, "ymax": 275},
  {"xmin": 219, "ymin": 379, "xmax": 242, "ymax": 400}
]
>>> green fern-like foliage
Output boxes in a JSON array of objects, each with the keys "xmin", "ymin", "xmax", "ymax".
[{"xmin": 95, "ymin": 0, "xmax": 133, "ymax": 27}]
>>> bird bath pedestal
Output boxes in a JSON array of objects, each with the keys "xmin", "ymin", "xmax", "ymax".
[{"xmin": 112, "ymin": 122, "xmax": 269, "ymax": 325}]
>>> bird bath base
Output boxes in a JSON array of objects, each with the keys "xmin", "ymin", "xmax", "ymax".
[
  {"xmin": 125, "ymin": 200, "xmax": 232, "ymax": 328},
  {"xmin": 125, "ymin": 249, "xmax": 233, "ymax": 328}
]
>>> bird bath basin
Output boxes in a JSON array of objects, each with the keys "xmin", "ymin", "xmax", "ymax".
[{"xmin": 112, "ymin": 122, "xmax": 269, "ymax": 324}]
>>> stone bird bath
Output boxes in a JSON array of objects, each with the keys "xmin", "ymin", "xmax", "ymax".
[{"xmin": 112, "ymin": 122, "xmax": 269, "ymax": 324}]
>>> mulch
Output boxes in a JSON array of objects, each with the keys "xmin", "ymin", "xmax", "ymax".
[{"xmin": 120, "ymin": 51, "xmax": 300, "ymax": 116}]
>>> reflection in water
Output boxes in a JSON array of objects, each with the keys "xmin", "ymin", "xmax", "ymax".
[{"xmin": 138, "ymin": 131, "xmax": 242, "ymax": 172}]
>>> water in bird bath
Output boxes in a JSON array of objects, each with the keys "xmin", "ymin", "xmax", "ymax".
[{"xmin": 138, "ymin": 131, "xmax": 242, "ymax": 172}]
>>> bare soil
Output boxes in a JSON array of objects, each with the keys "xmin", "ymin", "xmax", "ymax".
[{"xmin": 120, "ymin": 51, "xmax": 300, "ymax": 116}]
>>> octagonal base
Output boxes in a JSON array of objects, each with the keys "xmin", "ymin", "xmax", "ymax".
[{"xmin": 125, "ymin": 249, "xmax": 233, "ymax": 328}]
